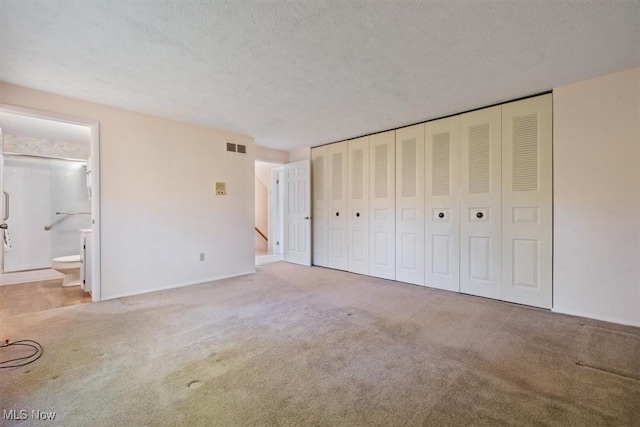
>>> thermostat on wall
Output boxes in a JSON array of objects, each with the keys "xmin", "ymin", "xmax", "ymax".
[{"xmin": 215, "ymin": 182, "xmax": 226, "ymax": 195}]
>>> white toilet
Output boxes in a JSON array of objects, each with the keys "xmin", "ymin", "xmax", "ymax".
[{"xmin": 52, "ymin": 255, "xmax": 82, "ymax": 287}]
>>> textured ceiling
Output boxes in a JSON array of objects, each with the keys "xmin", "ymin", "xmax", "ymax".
[{"xmin": 1, "ymin": 1, "xmax": 638, "ymax": 151}]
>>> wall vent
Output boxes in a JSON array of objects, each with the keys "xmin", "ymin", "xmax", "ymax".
[{"xmin": 226, "ymin": 142, "xmax": 247, "ymax": 154}]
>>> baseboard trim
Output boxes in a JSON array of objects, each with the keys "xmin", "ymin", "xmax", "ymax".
[
  {"xmin": 102, "ymin": 270, "xmax": 256, "ymax": 301},
  {"xmin": 552, "ymin": 306, "xmax": 640, "ymax": 327}
]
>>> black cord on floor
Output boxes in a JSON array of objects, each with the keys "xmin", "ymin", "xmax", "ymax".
[{"xmin": 0, "ymin": 340, "xmax": 43, "ymax": 368}]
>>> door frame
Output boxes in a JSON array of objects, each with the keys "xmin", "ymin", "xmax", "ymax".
[
  {"xmin": 0, "ymin": 104, "xmax": 102, "ymax": 302},
  {"xmin": 268, "ymin": 167, "xmax": 284, "ymax": 255}
]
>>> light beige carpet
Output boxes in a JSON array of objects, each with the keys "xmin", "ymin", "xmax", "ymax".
[{"xmin": 1, "ymin": 262, "xmax": 639, "ymax": 426}]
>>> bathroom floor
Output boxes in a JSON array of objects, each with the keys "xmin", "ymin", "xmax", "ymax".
[{"xmin": 0, "ymin": 279, "xmax": 91, "ymax": 316}]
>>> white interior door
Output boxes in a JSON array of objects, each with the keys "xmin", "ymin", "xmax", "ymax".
[
  {"xmin": 460, "ymin": 106, "xmax": 502, "ymax": 299},
  {"xmin": 328, "ymin": 142, "xmax": 348, "ymax": 270},
  {"xmin": 395, "ymin": 124, "xmax": 425, "ymax": 286},
  {"xmin": 348, "ymin": 136, "xmax": 370, "ymax": 275},
  {"xmin": 284, "ymin": 159, "xmax": 311, "ymax": 266},
  {"xmin": 369, "ymin": 131, "xmax": 396, "ymax": 280},
  {"xmin": 425, "ymin": 116, "xmax": 460, "ymax": 292},
  {"xmin": 501, "ymin": 94, "xmax": 553, "ymax": 308},
  {"xmin": 311, "ymin": 147, "xmax": 328, "ymax": 267}
]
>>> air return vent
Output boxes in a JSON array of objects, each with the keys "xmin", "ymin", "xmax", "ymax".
[{"xmin": 226, "ymin": 142, "xmax": 247, "ymax": 154}]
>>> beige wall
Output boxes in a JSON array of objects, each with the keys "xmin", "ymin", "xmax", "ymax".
[
  {"xmin": 288, "ymin": 147, "xmax": 310, "ymax": 162},
  {"xmin": 255, "ymin": 145, "xmax": 288, "ymax": 164},
  {"xmin": 0, "ymin": 83, "xmax": 256, "ymax": 299},
  {"xmin": 553, "ymin": 67, "xmax": 640, "ymax": 326}
]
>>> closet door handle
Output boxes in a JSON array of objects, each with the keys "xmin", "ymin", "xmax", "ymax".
[
  {"xmin": 438, "ymin": 212, "xmax": 444, "ymax": 219},
  {"xmin": 356, "ymin": 212, "xmax": 360, "ymax": 217},
  {"xmin": 476, "ymin": 212, "xmax": 483, "ymax": 219},
  {"xmin": 3, "ymin": 191, "xmax": 8, "ymax": 221},
  {"xmin": 335, "ymin": 212, "xmax": 340, "ymax": 217}
]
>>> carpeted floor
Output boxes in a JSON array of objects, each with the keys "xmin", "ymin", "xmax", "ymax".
[{"xmin": 1, "ymin": 262, "xmax": 639, "ymax": 426}]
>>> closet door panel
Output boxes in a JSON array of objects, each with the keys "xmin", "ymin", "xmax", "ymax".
[
  {"xmin": 395, "ymin": 124, "xmax": 425, "ymax": 285},
  {"xmin": 460, "ymin": 106, "xmax": 502, "ymax": 299},
  {"xmin": 501, "ymin": 94, "xmax": 552, "ymax": 309},
  {"xmin": 369, "ymin": 131, "xmax": 396, "ymax": 280},
  {"xmin": 311, "ymin": 146, "xmax": 328, "ymax": 267},
  {"xmin": 348, "ymin": 137, "xmax": 370, "ymax": 275},
  {"xmin": 425, "ymin": 116, "xmax": 460, "ymax": 292},
  {"xmin": 327, "ymin": 141, "xmax": 348, "ymax": 271}
]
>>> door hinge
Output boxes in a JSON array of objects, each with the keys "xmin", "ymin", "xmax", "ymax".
[
  {"xmin": 83, "ymin": 280, "xmax": 85, "ymax": 284},
  {"xmin": 276, "ymin": 241, "xmax": 280, "ymax": 246},
  {"xmin": 276, "ymin": 179, "xmax": 280, "ymax": 184}
]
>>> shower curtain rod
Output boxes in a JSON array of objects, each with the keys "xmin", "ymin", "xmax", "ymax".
[{"xmin": 2, "ymin": 152, "xmax": 87, "ymax": 163}]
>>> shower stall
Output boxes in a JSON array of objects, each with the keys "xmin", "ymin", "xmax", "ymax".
[{"xmin": 2, "ymin": 154, "xmax": 91, "ymax": 273}]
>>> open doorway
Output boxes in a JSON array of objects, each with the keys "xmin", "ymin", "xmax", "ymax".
[
  {"xmin": 255, "ymin": 160, "xmax": 284, "ymax": 265},
  {"xmin": 0, "ymin": 105, "xmax": 101, "ymax": 314}
]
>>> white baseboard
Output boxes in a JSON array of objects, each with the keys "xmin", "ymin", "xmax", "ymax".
[
  {"xmin": 102, "ymin": 270, "xmax": 256, "ymax": 301},
  {"xmin": 1, "ymin": 269, "xmax": 64, "ymax": 286},
  {"xmin": 552, "ymin": 306, "xmax": 640, "ymax": 327}
]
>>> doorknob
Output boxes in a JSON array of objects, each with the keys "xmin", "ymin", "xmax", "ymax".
[
  {"xmin": 304, "ymin": 216, "xmax": 310, "ymax": 220},
  {"xmin": 476, "ymin": 212, "xmax": 484, "ymax": 219},
  {"xmin": 438, "ymin": 212, "xmax": 445, "ymax": 219},
  {"xmin": 335, "ymin": 212, "xmax": 340, "ymax": 217},
  {"xmin": 0, "ymin": 223, "xmax": 8, "ymax": 230},
  {"xmin": 356, "ymin": 212, "xmax": 360, "ymax": 217}
]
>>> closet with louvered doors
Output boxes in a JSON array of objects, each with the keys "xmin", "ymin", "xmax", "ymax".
[
  {"xmin": 347, "ymin": 137, "xmax": 370, "ymax": 275},
  {"xmin": 425, "ymin": 116, "xmax": 460, "ymax": 292},
  {"xmin": 396, "ymin": 124, "xmax": 426, "ymax": 286},
  {"xmin": 369, "ymin": 131, "xmax": 396, "ymax": 280},
  {"xmin": 327, "ymin": 141, "xmax": 349, "ymax": 271},
  {"xmin": 310, "ymin": 94, "xmax": 552, "ymax": 310},
  {"xmin": 501, "ymin": 94, "xmax": 552, "ymax": 309},
  {"xmin": 311, "ymin": 146, "xmax": 329, "ymax": 267}
]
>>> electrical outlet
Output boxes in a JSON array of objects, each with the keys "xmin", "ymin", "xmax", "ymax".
[
  {"xmin": 199, "ymin": 253, "xmax": 205, "ymax": 262},
  {"xmin": 215, "ymin": 182, "xmax": 226, "ymax": 195}
]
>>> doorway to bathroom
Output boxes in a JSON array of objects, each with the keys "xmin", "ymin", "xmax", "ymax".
[{"xmin": 0, "ymin": 105, "xmax": 101, "ymax": 312}]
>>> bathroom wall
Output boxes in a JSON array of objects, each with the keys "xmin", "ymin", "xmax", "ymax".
[
  {"xmin": 0, "ymin": 82, "xmax": 255, "ymax": 299},
  {"xmin": 50, "ymin": 159, "xmax": 91, "ymax": 258}
]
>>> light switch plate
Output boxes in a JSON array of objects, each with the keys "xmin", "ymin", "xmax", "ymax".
[{"xmin": 215, "ymin": 182, "xmax": 226, "ymax": 195}]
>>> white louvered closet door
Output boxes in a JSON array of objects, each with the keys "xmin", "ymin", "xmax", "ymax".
[
  {"xmin": 369, "ymin": 131, "xmax": 395, "ymax": 280},
  {"xmin": 348, "ymin": 137, "xmax": 370, "ymax": 275},
  {"xmin": 425, "ymin": 116, "xmax": 460, "ymax": 292},
  {"xmin": 501, "ymin": 94, "xmax": 552, "ymax": 309},
  {"xmin": 311, "ymin": 146, "xmax": 328, "ymax": 267},
  {"xmin": 460, "ymin": 106, "xmax": 502, "ymax": 299},
  {"xmin": 395, "ymin": 124, "xmax": 425, "ymax": 286},
  {"xmin": 327, "ymin": 141, "xmax": 349, "ymax": 271}
]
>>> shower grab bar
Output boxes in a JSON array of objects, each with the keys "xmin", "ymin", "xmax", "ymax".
[
  {"xmin": 45, "ymin": 212, "xmax": 91, "ymax": 230},
  {"xmin": 3, "ymin": 191, "xmax": 8, "ymax": 221},
  {"xmin": 56, "ymin": 211, "xmax": 90, "ymax": 215},
  {"xmin": 45, "ymin": 214, "xmax": 72, "ymax": 231}
]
